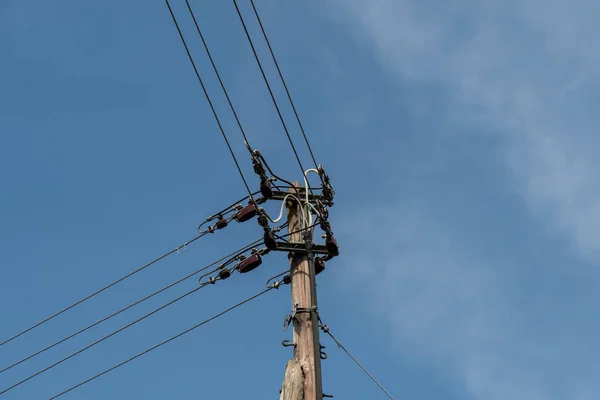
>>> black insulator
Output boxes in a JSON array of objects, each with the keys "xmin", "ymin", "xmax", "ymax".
[
  {"xmin": 257, "ymin": 213, "xmax": 269, "ymax": 228},
  {"xmin": 319, "ymin": 166, "xmax": 330, "ymax": 183},
  {"xmin": 238, "ymin": 253, "xmax": 262, "ymax": 273},
  {"xmin": 235, "ymin": 204, "xmax": 257, "ymax": 223},
  {"xmin": 219, "ymin": 269, "xmax": 232, "ymax": 280},
  {"xmin": 215, "ymin": 216, "xmax": 228, "ymax": 230},
  {"xmin": 282, "ymin": 275, "xmax": 291, "ymax": 285},
  {"xmin": 255, "ymin": 196, "xmax": 267, "ymax": 205},
  {"xmin": 253, "ymin": 157, "xmax": 266, "ymax": 176},
  {"xmin": 318, "ymin": 206, "xmax": 329, "ymax": 220},
  {"xmin": 325, "ymin": 234, "xmax": 339, "ymax": 256},
  {"xmin": 315, "ymin": 257, "xmax": 326, "ymax": 275},
  {"xmin": 254, "ymin": 163, "xmax": 266, "ymax": 176},
  {"xmin": 260, "ymin": 178, "xmax": 273, "ymax": 199},
  {"xmin": 322, "ymin": 186, "xmax": 334, "ymax": 201},
  {"xmin": 264, "ymin": 230, "xmax": 278, "ymax": 250}
]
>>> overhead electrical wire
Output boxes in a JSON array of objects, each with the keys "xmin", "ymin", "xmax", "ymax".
[
  {"xmin": 1, "ymin": 276, "xmax": 221, "ymax": 395},
  {"xmin": 0, "ymin": 237, "xmax": 264, "ymax": 375},
  {"xmin": 231, "ymin": 0, "xmax": 307, "ymax": 180},
  {"xmin": 184, "ymin": 0, "xmax": 254, "ymax": 151},
  {"xmin": 1, "ymin": 223, "xmax": 311, "ymax": 388},
  {"xmin": 164, "ymin": 0, "xmax": 255, "ymax": 202},
  {"xmin": 1, "ymin": 1, "xmax": 338, "ymax": 398},
  {"xmin": 0, "ymin": 233, "xmax": 207, "ymax": 349},
  {"xmin": 49, "ymin": 287, "xmax": 274, "ymax": 399},
  {"xmin": 3, "ymin": 1, "xmax": 338, "ymax": 395},
  {"xmin": 249, "ymin": 0, "xmax": 321, "ymax": 173},
  {"xmin": 319, "ymin": 320, "xmax": 396, "ymax": 400},
  {"xmin": 183, "ymin": 0, "xmax": 315, "ymax": 202},
  {"xmin": 253, "ymin": 150, "xmax": 303, "ymax": 199}
]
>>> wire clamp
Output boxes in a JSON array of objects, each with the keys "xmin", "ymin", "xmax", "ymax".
[{"xmin": 284, "ymin": 304, "xmax": 318, "ymax": 331}]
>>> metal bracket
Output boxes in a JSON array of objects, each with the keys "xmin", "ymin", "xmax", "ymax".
[
  {"xmin": 284, "ymin": 303, "xmax": 318, "ymax": 331},
  {"xmin": 270, "ymin": 190, "xmax": 333, "ymax": 206},
  {"xmin": 283, "ymin": 303, "xmax": 297, "ymax": 331},
  {"xmin": 282, "ymin": 340, "xmax": 296, "ymax": 348},
  {"xmin": 283, "ymin": 313, "xmax": 294, "ymax": 331},
  {"xmin": 296, "ymin": 306, "xmax": 318, "ymax": 314},
  {"xmin": 272, "ymin": 242, "xmax": 330, "ymax": 255}
]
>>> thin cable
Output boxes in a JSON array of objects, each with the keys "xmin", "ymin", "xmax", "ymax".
[
  {"xmin": 267, "ymin": 193, "xmax": 308, "ymax": 226},
  {"xmin": 49, "ymin": 288, "xmax": 273, "ymax": 399},
  {"xmin": 249, "ymin": 0, "xmax": 321, "ymax": 173},
  {"xmin": 304, "ymin": 168, "xmax": 320, "ymax": 203},
  {"xmin": 184, "ymin": 0, "xmax": 254, "ymax": 151},
  {"xmin": 0, "ymin": 238, "xmax": 263, "ymax": 375},
  {"xmin": 232, "ymin": 0, "xmax": 307, "ymax": 179},
  {"xmin": 164, "ymin": 0, "xmax": 255, "ymax": 201},
  {"xmin": 0, "ymin": 233, "xmax": 207, "ymax": 348},
  {"xmin": 2, "ymin": 222, "xmax": 303, "ymax": 379},
  {"xmin": 303, "ymin": 168, "xmax": 323, "ymax": 226},
  {"xmin": 320, "ymin": 321, "xmax": 395, "ymax": 400},
  {"xmin": 1, "ymin": 280, "xmax": 216, "ymax": 395},
  {"xmin": 258, "ymin": 153, "xmax": 302, "ymax": 200}
]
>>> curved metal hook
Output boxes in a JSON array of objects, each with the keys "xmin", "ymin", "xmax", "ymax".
[{"xmin": 265, "ymin": 270, "xmax": 288, "ymax": 289}]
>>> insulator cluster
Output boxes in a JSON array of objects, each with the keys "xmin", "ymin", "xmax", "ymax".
[
  {"xmin": 318, "ymin": 166, "xmax": 335, "ymax": 206},
  {"xmin": 252, "ymin": 149, "xmax": 274, "ymax": 199},
  {"xmin": 198, "ymin": 201, "xmax": 245, "ymax": 234},
  {"xmin": 200, "ymin": 245, "xmax": 274, "ymax": 288},
  {"xmin": 196, "ymin": 147, "xmax": 340, "ymax": 284}
]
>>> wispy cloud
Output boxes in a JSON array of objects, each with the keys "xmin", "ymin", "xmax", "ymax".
[
  {"xmin": 338, "ymin": 200, "xmax": 600, "ymax": 400},
  {"xmin": 331, "ymin": 0, "xmax": 600, "ymax": 261},
  {"xmin": 326, "ymin": 0, "xmax": 600, "ymax": 398}
]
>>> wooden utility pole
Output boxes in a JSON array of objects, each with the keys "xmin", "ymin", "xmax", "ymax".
[{"xmin": 281, "ymin": 183, "xmax": 323, "ymax": 400}]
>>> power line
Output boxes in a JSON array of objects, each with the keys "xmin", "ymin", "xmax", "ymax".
[
  {"xmin": 0, "ymin": 233, "xmax": 207, "ymax": 349},
  {"xmin": 319, "ymin": 321, "xmax": 396, "ymax": 400},
  {"xmin": 1, "ymin": 222, "xmax": 311, "ymax": 388},
  {"xmin": 249, "ymin": 0, "xmax": 320, "ymax": 171},
  {"xmin": 49, "ymin": 287, "xmax": 273, "ymax": 399},
  {"xmin": 231, "ymin": 0, "xmax": 307, "ymax": 178},
  {"xmin": 184, "ymin": 0, "xmax": 254, "ymax": 151},
  {"xmin": 1, "ymin": 278, "xmax": 217, "ymax": 395},
  {"xmin": 164, "ymin": 0, "xmax": 255, "ymax": 202},
  {"xmin": 0, "ymin": 237, "xmax": 263, "ymax": 375}
]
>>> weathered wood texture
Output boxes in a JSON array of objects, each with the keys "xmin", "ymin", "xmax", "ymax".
[
  {"xmin": 284, "ymin": 183, "xmax": 322, "ymax": 400},
  {"xmin": 280, "ymin": 359, "xmax": 304, "ymax": 400}
]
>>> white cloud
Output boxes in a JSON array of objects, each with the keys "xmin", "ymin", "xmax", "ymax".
[
  {"xmin": 327, "ymin": 0, "xmax": 600, "ymax": 399},
  {"xmin": 329, "ymin": 0, "xmax": 600, "ymax": 262},
  {"xmin": 338, "ymin": 202, "xmax": 600, "ymax": 400}
]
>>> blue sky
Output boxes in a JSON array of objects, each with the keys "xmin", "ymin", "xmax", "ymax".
[{"xmin": 1, "ymin": 0, "xmax": 599, "ymax": 399}]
